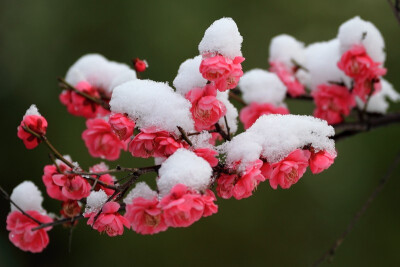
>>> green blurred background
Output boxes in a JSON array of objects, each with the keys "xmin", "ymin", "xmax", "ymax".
[{"xmin": 1, "ymin": 0, "xmax": 400, "ymax": 266}]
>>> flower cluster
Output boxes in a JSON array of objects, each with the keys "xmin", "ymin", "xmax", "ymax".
[{"xmin": 15, "ymin": 15, "xmax": 400, "ymax": 254}]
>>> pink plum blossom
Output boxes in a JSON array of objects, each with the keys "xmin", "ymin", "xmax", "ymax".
[
  {"xmin": 128, "ymin": 128, "xmax": 184, "ymax": 158},
  {"xmin": 42, "ymin": 163, "xmax": 69, "ymax": 201},
  {"xmin": 239, "ymin": 102, "xmax": 289, "ymax": 129},
  {"xmin": 82, "ymin": 118, "xmax": 126, "ymax": 161},
  {"xmin": 201, "ymin": 189, "xmax": 218, "ymax": 217},
  {"xmin": 193, "ymin": 147, "xmax": 219, "ymax": 167},
  {"xmin": 309, "ymin": 150, "xmax": 336, "ymax": 174},
  {"xmin": 270, "ymin": 61, "xmax": 305, "ymax": 97},
  {"xmin": 267, "ymin": 149, "xmax": 311, "ymax": 189},
  {"xmin": 124, "ymin": 197, "xmax": 168, "ymax": 235},
  {"xmin": 199, "ymin": 55, "xmax": 245, "ymax": 92},
  {"xmin": 7, "ymin": 211, "xmax": 53, "ymax": 253},
  {"xmin": 86, "ymin": 202, "xmax": 129, "ymax": 237},
  {"xmin": 89, "ymin": 163, "xmax": 116, "ymax": 196},
  {"xmin": 186, "ymin": 84, "xmax": 226, "ymax": 131},
  {"xmin": 160, "ymin": 184, "xmax": 205, "ymax": 228},
  {"xmin": 312, "ymin": 84, "xmax": 356, "ymax": 125},
  {"xmin": 216, "ymin": 160, "xmax": 265, "ymax": 200},
  {"xmin": 108, "ymin": 113, "xmax": 135, "ymax": 141},
  {"xmin": 59, "ymin": 81, "xmax": 109, "ymax": 118},
  {"xmin": 52, "ymin": 172, "xmax": 91, "ymax": 200},
  {"xmin": 17, "ymin": 114, "xmax": 47, "ymax": 149}
]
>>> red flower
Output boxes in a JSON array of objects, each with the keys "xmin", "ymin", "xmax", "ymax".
[
  {"xmin": 82, "ymin": 118, "xmax": 126, "ymax": 161},
  {"xmin": 108, "ymin": 113, "xmax": 135, "ymax": 141},
  {"xmin": 239, "ymin": 102, "xmax": 289, "ymax": 129},
  {"xmin": 125, "ymin": 197, "xmax": 168, "ymax": 235},
  {"xmin": 17, "ymin": 115, "xmax": 47, "ymax": 149},
  {"xmin": 312, "ymin": 84, "xmax": 355, "ymax": 125},
  {"xmin": 7, "ymin": 211, "xmax": 53, "ymax": 253},
  {"xmin": 59, "ymin": 81, "xmax": 109, "ymax": 118}
]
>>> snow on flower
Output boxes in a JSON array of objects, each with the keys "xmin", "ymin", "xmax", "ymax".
[
  {"xmin": 124, "ymin": 183, "xmax": 167, "ymax": 235},
  {"xmin": 157, "ymin": 149, "xmax": 213, "ymax": 196},
  {"xmin": 17, "ymin": 105, "xmax": 47, "ymax": 149},
  {"xmin": 110, "ymin": 79, "xmax": 194, "ymax": 134},
  {"xmin": 85, "ymin": 202, "xmax": 129, "ymax": 237}
]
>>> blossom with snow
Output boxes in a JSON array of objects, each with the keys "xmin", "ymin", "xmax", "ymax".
[{"xmin": 17, "ymin": 105, "xmax": 47, "ymax": 149}]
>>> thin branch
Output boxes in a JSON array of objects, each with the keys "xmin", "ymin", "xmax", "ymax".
[
  {"xmin": 57, "ymin": 77, "xmax": 110, "ymax": 110},
  {"xmin": 228, "ymin": 91, "xmax": 246, "ymax": 105},
  {"xmin": 22, "ymin": 126, "xmax": 74, "ymax": 169},
  {"xmin": 177, "ymin": 126, "xmax": 193, "ymax": 146},
  {"xmin": 0, "ymin": 185, "xmax": 43, "ymax": 225},
  {"xmin": 333, "ymin": 112, "xmax": 400, "ymax": 141},
  {"xmin": 313, "ymin": 150, "xmax": 400, "ymax": 266},
  {"xmin": 32, "ymin": 214, "xmax": 84, "ymax": 231},
  {"xmin": 224, "ymin": 115, "xmax": 231, "ymax": 138},
  {"xmin": 214, "ymin": 123, "xmax": 231, "ymax": 141},
  {"xmin": 387, "ymin": 0, "xmax": 400, "ymax": 26}
]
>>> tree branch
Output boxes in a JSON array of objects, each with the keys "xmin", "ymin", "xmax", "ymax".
[
  {"xmin": 333, "ymin": 112, "xmax": 400, "ymax": 141},
  {"xmin": 312, "ymin": 150, "xmax": 400, "ymax": 266},
  {"xmin": 57, "ymin": 77, "xmax": 110, "ymax": 110},
  {"xmin": 387, "ymin": 0, "xmax": 400, "ymax": 26}
]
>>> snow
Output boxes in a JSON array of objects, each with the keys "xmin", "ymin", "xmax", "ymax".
[
  {"xmin": 85, "ymin": 190, "xmax": 108, "ymax": 214},
  {"xmin": 337, "ymin": 16, "xmax": 385, "ymax": 63},
  {"xmin": 23, "ymin": 104, "xmax": 41, "ymax": 118},
  {"xmin": 188, "ymin": 131, "xmax": 213, "ymax": 149},
  {"xmin": 65, "ymin": 54, "xmax": 137, "ymax": 96},
  {"xmin": 269, "ymin": 34, "xmax": 305, "ymax": 67},
  {"xmin": 356, "ymin": 79, "xmax": 400, "ymax": 114},
  {"xmin": 124, "ymin": 182, "xmax": 158, "ymax": 204},
  {"xmin": 173, "ymin": 55, "xmax": 207, "ymax": 95},
  {"xmin": 198, "ymin": 17, "xmax": 243, "ymax": 59},
  {"xmin": 304, "ymin": 39, "xmax": 351, "ymax": 90},
  {"xmin": 221, "ymin": 114, "xmax": 336, "ymax": 167},
  {"xmin": 110, "ymin": 79, "xmax": 195, "ymax": 134},
  {"xmin": 157, "ymin": 149, "xmax": 213, "ymax": 196},
  {"xmin": 239, "ymin": 69, "xmax": 287, "ymax": 105},
  {"xmin": 10, "ymin": 181, "xmax": 45, "ymax": 213}
]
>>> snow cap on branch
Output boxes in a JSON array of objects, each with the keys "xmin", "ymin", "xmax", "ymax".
[
  {"xmin": 221, "ymin": 114, "xmax": 335, "ymax": 167},
  {"xmin": 304, "ymin": 39, "xmax": 351, "ymax": 90},
  {"xmin": 110, "ymin": 79, "xmax": 194, "ymax": 134},
  {"xmin": 173, "ymin": 56, "xmax": 207, "ymax": 95},
  {"xmin": 85, "ymin": 190, "xmax": 108, "ymax": 214},
  {"xmin": 10, "ymin": 181, "xmax": 45, "ymax": 214},
  {"xmin": 198, "ymin": 17, "xmax": 243, "ymax": 59},
  {"xmin": 124, "ymin": 182, "xmax": 158, "ymax": 205},
  {"xmin": 157, "ymin": 149, "xmax": 213, "ymax": 196},
  {"xmin": 239, "ymin": 69, "xmax": 287, "ymax": 105},
  {"xmin": 269, "ymin": 34, "xmax": 305, "ymax": 67},
  {"xmin": 356, "ymin": 79, "xmax": 400, "ymax": 114},
  {"xmin": 337, "ymin": 16, "xmax": 385, "ymax": 63},
  {"xmin": 65, "ymin": 54, "xmax": 137, "ymax": 95}
]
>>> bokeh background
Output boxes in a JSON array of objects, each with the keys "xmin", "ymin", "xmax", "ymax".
[{"xmin": 0, "ymin": 0, "xmax": 400, "ymax": 266}]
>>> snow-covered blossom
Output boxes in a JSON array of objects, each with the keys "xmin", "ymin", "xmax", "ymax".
[
  {"xmin": 17, "ymin": 105, "xmax": 47, "ymax": 149},
  {"xmin": 108, "ymin": 113, "xmax": 136, "ymax": 141}
]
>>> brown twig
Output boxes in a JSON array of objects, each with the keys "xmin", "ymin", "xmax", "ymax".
[
  {"xmin": 177, "ymin": 126, "xmax": 193, "ymax": 146},
  {"xmin": 228, "ymin": 91, "xmax": 246, "ymax": 105},
  {"xmin": 387, "ymin": 0, "xmax": 400, "ymax": 26},
  {"xmin": 333, "ymin": 112, "xmax": 400, "ymax": 141},
  {"xmin": 312, "ymin": 150, "xmax": 400, "ymax": 266},
  {"xmin": 22, "ymin": 126, "xmax": 75, "ymax": 168},
  {"xmin": 32, "ymin": 214, "xmax": 84, "ymax": 231},
  {"xmin": 0, "ymin": 186, "xmax": 43, "ymax": 225},
  {"xmin": 57, "ymin": 77, "xmax": 110, "ymax": 110},
  {"xmin": 214, "ymin": 123, "xmax": 231, "ymax": 141}
]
